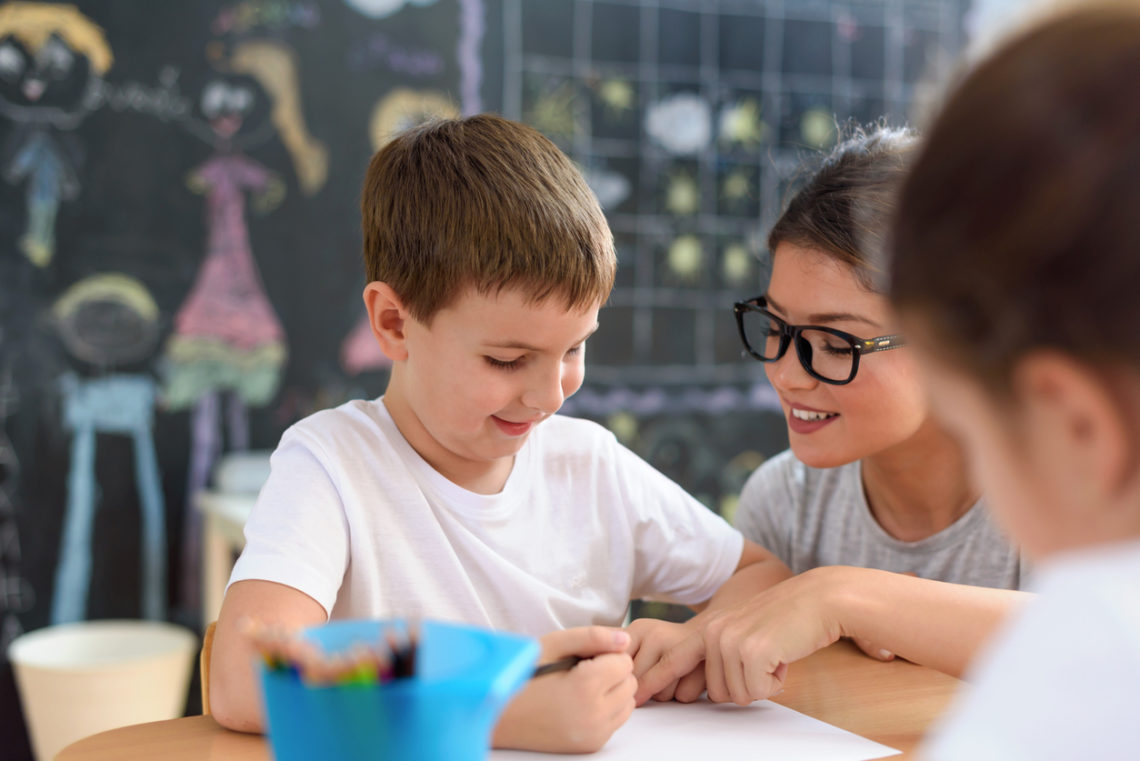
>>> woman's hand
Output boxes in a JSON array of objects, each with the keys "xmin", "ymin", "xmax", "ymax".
[
  {"xmin": 635, "ymin": 567, "xmax": 846, "ymax": 706},
  {"xmin": 626, "ymin": 617, "xmax": 709, "ymax": 703}
]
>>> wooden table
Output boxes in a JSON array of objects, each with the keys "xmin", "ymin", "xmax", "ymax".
[{"xmin": 57, "ymin": 640, "xmax": 960, "ymax": 761}]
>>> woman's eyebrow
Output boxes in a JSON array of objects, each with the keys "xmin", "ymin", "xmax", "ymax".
[{"xmin": 766, "ymin": 295, "xmax": 881, "ymax": 328}]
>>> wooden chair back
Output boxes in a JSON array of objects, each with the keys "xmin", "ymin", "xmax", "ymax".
[{"xmin": 200, "ymin": 620, "xmax": 216, "ymax": 715}]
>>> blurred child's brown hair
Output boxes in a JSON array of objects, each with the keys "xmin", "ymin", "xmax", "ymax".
[
  {"xmin": 361, "ymin": 114, "xmax": 616, "ymax": 323},
  {"xmin": 889, "ymin": 2, "xmax": 1140, "ymax": 392}
]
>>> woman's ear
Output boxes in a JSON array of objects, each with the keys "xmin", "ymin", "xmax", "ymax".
[
  {"xmin": 1012, "ymin": 352, "xmax": 1133, "ymax": 500},
  {"xmin": 363, "ymin": 282, "xmax": 409, "ymax": 361}
]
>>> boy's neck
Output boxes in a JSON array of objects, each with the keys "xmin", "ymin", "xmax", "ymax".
[
  {"xmin": 380, "ymin": 391, "xmax": 514, "ymax": 496},
  {"xmin": 860, "ymin": 419, "xmax": 981, "ymax": 542}
]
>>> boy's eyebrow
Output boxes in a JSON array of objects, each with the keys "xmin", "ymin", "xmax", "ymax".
[
  {"xmin": 765, "ymin": 296, "xmax": 881, "ymax": 329},
  {"xmin": 484, "ymin": 324, "xmax": 600, "ymax": 351}
]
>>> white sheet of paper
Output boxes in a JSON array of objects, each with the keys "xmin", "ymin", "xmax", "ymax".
[{"xmin": 490, "ymin": 698, "xmax": 901, "ymax": 761}]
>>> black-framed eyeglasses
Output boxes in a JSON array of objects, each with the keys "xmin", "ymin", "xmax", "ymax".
[{"xmin": 732, "ymin": 296, "xmax": 905, "ymax": 385}]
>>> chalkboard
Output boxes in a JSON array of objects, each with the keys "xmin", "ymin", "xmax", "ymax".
[{"xmin": 0, "ymin": 1, "xmax": 966, "ymax": 755}]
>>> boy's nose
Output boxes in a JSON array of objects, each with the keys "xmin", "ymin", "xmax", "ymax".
[{"xmin": 522, "ymin": 365, "xmax": 566, "ymax": 414}]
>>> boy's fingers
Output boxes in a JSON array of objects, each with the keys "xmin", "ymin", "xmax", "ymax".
[
  {"xmin": 651, "ymin": 679, "xmax": 679, "ymax": 702},
  {"xmin": 634, "ymin": 633, "xmax": 705, "ymax": 705},
  {"xmin": 607, "ymin": 672, "xmax": 638, "ymax": 700},
  {"xmin": 544, "ymin": 626, "xmax": 630, "ymax": 660},
  {"xmin": 673, "ymin": 669, "xmax": 706, "ymax": 703},
  {"xmin": 631, "ymin": 639, "xmax": 669, "ymax": 679},
  {"xmin": 607, "ymin": 678, "xmax": 637, "ymax": 723},
  {"xmin": 578, "ymin": 652, "xmax": 634, "ymax": 690}
]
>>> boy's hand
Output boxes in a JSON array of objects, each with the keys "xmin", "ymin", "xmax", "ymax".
[
  {"xmin": 492, "ymin": 626, "xmax": 636, "ymax": 753},
  {"xmin": 635, "ymin": 568, "xmax": 845, "ymax": 706},
  {"xmin": 626, "ymin": 618, "xmax": 707, "ymax": 704}
]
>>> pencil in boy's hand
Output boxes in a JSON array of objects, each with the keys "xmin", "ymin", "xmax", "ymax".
[{"xmin": 532, "ymin": 655, "xmax": 584, "ymax": 678}]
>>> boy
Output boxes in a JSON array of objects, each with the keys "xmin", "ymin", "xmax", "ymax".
[{"xmin": 210, "ymin": 114, "xmax": 789, "ymax": 752}]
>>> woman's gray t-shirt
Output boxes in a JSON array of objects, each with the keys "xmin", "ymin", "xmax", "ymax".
[{"xmin": 734, "ymin": 450, "xmax": 1028, "ymax": 590}]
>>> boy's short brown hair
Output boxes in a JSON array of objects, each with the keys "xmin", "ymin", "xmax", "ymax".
[{"xmin": 361, "ymin": 114, "xmax": 616, "ymax": 323}]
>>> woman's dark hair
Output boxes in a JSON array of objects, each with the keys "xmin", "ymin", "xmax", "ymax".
[
  {"xmin": 889, "ymin": 3, "xmax": 1140, "ymax": 390},
  {"xmin": 769, "ymin": 124, "xmax": 918, "ymax": 291}
]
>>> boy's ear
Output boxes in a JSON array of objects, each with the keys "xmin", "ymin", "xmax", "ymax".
[
  {"xmin": 1012, "ymin": 351, "xmax": 1133, "ymax": 499},
  {"xmin": 362, "ymin": 282, "xmax": 409, "ymax": 361}
]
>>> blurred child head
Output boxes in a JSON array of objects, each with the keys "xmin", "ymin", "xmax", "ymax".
[
  {"xmin": 758, "ymin": 126, "xmax": 927, "ymax": 468},
  {"xmin": 890, "ymin": 2, "xmax": 1140, "ymax": 557},
  {"xmin": 360, "ymin": 115, "xmax": 616, "ymax": 485}
]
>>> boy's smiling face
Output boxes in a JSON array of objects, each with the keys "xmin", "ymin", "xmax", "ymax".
[{"xmin": 380, "ymin": 285, "xmax": 599, "ymax": 493}]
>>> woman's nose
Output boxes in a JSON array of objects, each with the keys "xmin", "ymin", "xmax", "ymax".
[{"xmin": 766, "ymin": 346, "xmax": 818, "ymax": 391}]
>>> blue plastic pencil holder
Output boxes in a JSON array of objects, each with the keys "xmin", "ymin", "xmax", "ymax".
[{"xmin": 257, "ymin": 619, "xmax": 540, "ymax": 761}]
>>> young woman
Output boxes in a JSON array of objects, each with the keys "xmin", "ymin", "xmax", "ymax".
[{"xmin": 630, "ymin": 127, "xmax": 1030, "ymax": 705}]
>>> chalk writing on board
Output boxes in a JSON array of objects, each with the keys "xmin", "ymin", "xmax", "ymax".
[
  {"xmin": 347, "ymin": 32, "xmax": 444, "ymax": 76},
  {"xmin": 86, "ymin": 65, "xmax": 192, "ymax": 122},
  {"xmin": 0, "ymin": 2, "xmax": 113, "ymax": 267}
]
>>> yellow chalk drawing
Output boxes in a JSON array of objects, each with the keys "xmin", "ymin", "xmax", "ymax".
[
  {"xmin": 800, "ymin": 107, "xmax": 837, "ymax": 149},
  {"xmin": 597, "ymin": 77, "xmax": 634, "ymax": 115},
  {"xmin": 52, "ymin": 273, "xmax": 158, "ymax": 323},
  {"xmin": 664, "ymin": 170, "xmax": 699, "ymax": 216},
  {"xmin": 719, "ymin": 97, "xmax": 767, "ymax": 147},
  {"xmin": 719, "ymin": 494, "xmax": 739, "ymax": 525},
  {"xmin": 606, "ymin": 411, "xmax": 638, "ymax": 445},
  {"xmin": 667, "ymin": 234, "xmax": 703, "ymax": 282},
  {"xmin": 722, "ymin": 168, "xmax": 752, "ymax": 202},
  {"xmin": 229, "ymin": 40, "xmax": 328, "ymax": 194},
  {"xmin": 369, "ymin": 88, "xmax": 458, "ymax": 150},
  {"xmin": 721, "ymin": 241, "xmax": 752, "ymax": 285},
  {"xmin": 0, "ymin": 2, "xmax": 112, "ymax": 73},
  {"xmin": 525, "ymin": 80, "xmax": 577, "ymax": 141}
]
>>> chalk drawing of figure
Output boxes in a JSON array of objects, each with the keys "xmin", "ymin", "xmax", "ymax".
[
  {"xmin": 0, "ymin": 2, "xmax": 111, "ymax": 267},
  {"xmin": 162, "ymin": 40, "xmax": 326, "ymax": 609},
  {"xmin": 50, "ymin": 274, "xmax": 165, "ymax": 624}
]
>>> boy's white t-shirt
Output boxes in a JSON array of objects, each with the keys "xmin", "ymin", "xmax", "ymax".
[
  {"xmin": 923, "ymin": 539, "xmax": 1140, "ymax": 760},
  {"xmin": 228, "ymin": 397, "xmax": 743, "ymax": 635}
]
